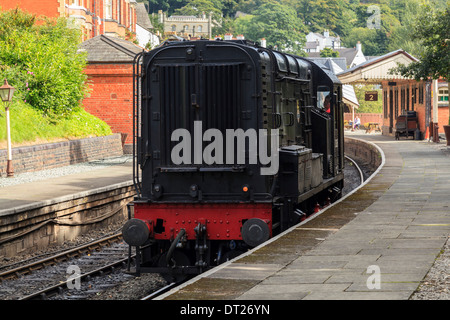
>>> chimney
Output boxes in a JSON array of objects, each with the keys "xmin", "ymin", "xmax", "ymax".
[
  {"xmin": 236, "ymin": 34, "xmax": 245, "ymax": 40},
  {"xmin": 356, "ymin": 41, "xmax": 362, "ymax": 52},
  {"xmin": 260, "ymin": 38, "xmax": 266, "ymax": 48},
  {"xmin": 324, "ymin": 29, "xmax": 329, "ymax": 38},
  {"xmin": 224, "ymin": 33, "xmax": 233, "ymax": 40}
]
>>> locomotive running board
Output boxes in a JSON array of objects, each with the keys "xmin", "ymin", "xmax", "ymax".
[{"xmin": 296, "ymin": 172, "xmax": 344, "ymax": 203}]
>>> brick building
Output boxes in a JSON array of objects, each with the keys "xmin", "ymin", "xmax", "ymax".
[
  {"xmin": 79, "ymin": 35, "xmax": 144, "ymax": 153},
  {"xmin": 0, "ymin": 0, "xmax": 137, "ymax": 41}
]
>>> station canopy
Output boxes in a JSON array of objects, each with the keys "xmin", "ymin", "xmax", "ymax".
[
  {"xmin": 337, "ymin": 49, "xmax": 419, "ymax": 84},
  {"xmin": 342, "ymin": 84, "xmax": 359, "ymax": 110}
]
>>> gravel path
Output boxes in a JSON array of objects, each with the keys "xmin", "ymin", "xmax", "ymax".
[
  {"xmin": 409, "ymin": 237, "xmax": 449, "ymax": 300},
  {"xmin": 0, "ymin": 155, "xmax": 133, "ymax": 188}
]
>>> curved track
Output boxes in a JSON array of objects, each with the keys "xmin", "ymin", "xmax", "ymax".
[{"xmin": 345, "ymin": 155, "xmax": 364, "ymax": 184}]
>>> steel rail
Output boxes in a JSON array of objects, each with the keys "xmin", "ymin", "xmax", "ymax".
[
  {"xmin": 19, "ymin": 255, "xmax": 135, "ymax": 300},
  {"xmin": 140, "ymin": 282, "xmax": 179, "ymax": 300},
  {"xmin": 0, "ymin": 233, "xmax": 123, "ymax": 282},
  {"xmin": 345, "ymin": 155, "xmax": 364, "ymax": 185}
]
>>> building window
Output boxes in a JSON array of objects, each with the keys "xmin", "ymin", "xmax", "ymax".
[
  {"xmin": 406, "ymin": 87, "xmax": 410, "ymax": 111},
  {"xmin": 438, "ymin": 87, "xmax": 449, "ymax": 103},
  {"xmin": 105, "ymin": 0, "xmax": 112, "ymax": 19},
  {"xmin": 171, "ymin": 25, "xmax": 176, "ymax": 32},
  {"xmin": 395, "ymin": 89, "xmax": 399, "ymax": 119},
  {"xmin": 419, "ymin": 84, "xmax": 424, "ymax": 104},
  {"xmin": 118, "ymin": 0, "xmax": 121, "ymax": 24},
  {"xmin": 129, "ymin": 6, "xmax": 133, "ymax": 29},
  {"xmin": 198, "ymin": 25, "xmax": 202, "ymax": 32},
  {"xmin": 400, "ymin": 87, "xmax": 405, "ymax": 114}
]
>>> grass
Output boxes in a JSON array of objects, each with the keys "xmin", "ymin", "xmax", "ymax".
[{"xmin": 0, "ymin": 101, "xmax": 112, "ymax": 148}]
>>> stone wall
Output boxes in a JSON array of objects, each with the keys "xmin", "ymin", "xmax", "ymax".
[
  {"xmin": 0, "ymin": 134, "xmax": 123, "ymax": 176},
  {"xmin": 344, "ymin": 136, "xmax": 383, "ymax": 170},
  {"xmin": 0, "ymin": 182, "xmax": 135, "ymax": 258}
]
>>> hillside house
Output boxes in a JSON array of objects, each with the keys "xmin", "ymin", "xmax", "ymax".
[
  {"xmin": 158, "ymin": 10, "xmax": 214, "ymax": 39},
  {"xmin": 135, "ymin": 2, "xmax": 159, "ymax": 49},
  {"xmin": 304, "ymin": 30, "xmax": 342, "ymax": 53}
]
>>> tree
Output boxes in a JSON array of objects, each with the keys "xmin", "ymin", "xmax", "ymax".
[
  {"xmin": 390, "ymin": 6, "xmax": 449, "ymax": 124},
  {"xmin": 390, "ymin": 6, "xmax": 449, "ymax": 82},
  {"xmin": 343, "ymin": 27, "xmax": 383, "ymax": 56},
  {"xmin": 0, "ymin": 9, "xmax": 88, "ymax": 117},
  {"xmin": 296, "ymin": 0, "xmax": 355, "ymax": 37},
  {"xmin": 233, "ymin": 13, "xmax": 254, "ymax": 36},
  {"xmin": 353, "ymin": 84, "xmax": 382, "ymax": 114},
  {"xmin": 320, "ymin": 47, "xmax": 339, "ymax": 57},
  {"xmin": 147, "ymin": 0, "xmax": 188, "ymax": 14},
  {"xmin": 240, "ymin": 0, "xmax": 307, "ymax": 55},
  {"xmin": 174, "ymin": 0, "xmax": 224, "ymax": 33}
]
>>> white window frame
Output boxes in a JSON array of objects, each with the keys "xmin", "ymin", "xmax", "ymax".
[
  {"xmin": 105, "ymin": 0, "xmax": 112, "ymax": 20},
  {"xmin": 438, "ymin": 87, "xmax": 448, "ymax": 101}
]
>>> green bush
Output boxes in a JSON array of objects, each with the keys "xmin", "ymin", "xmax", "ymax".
[
  {"xmin": 0, "ymin": 8, "xmax": 112, "ymax": 146},
  {"xmin": 0, "ymin": 8, "xmax": 89, "ymax": 117}
]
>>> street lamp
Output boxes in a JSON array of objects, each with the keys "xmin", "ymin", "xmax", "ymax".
[{"xmin": 0, "ymin": 79, "xmax": 16, "ymax": 177}]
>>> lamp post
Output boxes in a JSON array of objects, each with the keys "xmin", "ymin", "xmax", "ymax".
[{"xmin": 0, "ymin": 79, "xmax": 16, "ymax": 177}]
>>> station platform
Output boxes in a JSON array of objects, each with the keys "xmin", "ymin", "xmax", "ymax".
[
  {"xmin": 158, "ymin": 133, "xmax": 450, "ymax": 300},
  {"xmin": 0, "ymin": 156, "xmax": 133, "ymax": 216},
  {"xmin": 0, "ymin": 156, "xmax": 135, "ymax": 258}
]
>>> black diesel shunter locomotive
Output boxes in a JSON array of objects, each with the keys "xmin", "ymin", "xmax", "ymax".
[{"xmin": 123, "ymin": 39, "xmax": 345, "ymax": 281}]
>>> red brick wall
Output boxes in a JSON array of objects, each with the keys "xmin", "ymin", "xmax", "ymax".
[
  {"xmin": 82, "ymin": 63, "xmax": 134, "ymax": 150},
  {"xmin": 0, "ymin": 0, "xmax": 61, "ymax": 18},
  {"xmin": 381, "ymin": 80, "xmax": 426, "ymax": 136},
  {"xmin": 438, "ymin": 106, "xmax": 449, "ymax": 128},
  {"xmin": 380, "ymin": 80, "xmax": 448, "ymax": 136}
]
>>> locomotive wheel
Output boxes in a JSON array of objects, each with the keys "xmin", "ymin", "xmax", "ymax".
[{"xmin": 157, "ymin": 249, "xmax": 191, "ymax": 282}]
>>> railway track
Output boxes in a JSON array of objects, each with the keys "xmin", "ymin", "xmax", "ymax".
[
  {"xmin": 0, "ymin": 234, "xmax": 137, "ymax": 300},
  {"xmin": 140, "ymin": 282, "xmax": 180, "ymax": 300},
  {"xmin": 0, "ymin": 233, "xmax": 122, "ymax": 281},
  {"xmin": 0, "ymin": 157, "xmax": 364, "ymax": 300},
  {"xmin": 345, "ymin": 155, "xmax": 364, "ymax": 181}
]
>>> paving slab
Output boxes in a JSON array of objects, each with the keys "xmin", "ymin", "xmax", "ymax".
[{"xmin": 0, "ymin": 160, "xmax": 133, "ymax": 214}]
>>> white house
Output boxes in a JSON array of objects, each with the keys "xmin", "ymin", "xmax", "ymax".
[
  {"xmin": 135, "ymin": 3, "xmax": 160, "ymax": 49},
  {"xmin": 304, "ymin": 30, "xmax": 342, "ymax": 53},
  {"xmin": 308, "ymin": 41, "xmax": 367, "ymax": 69}
]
